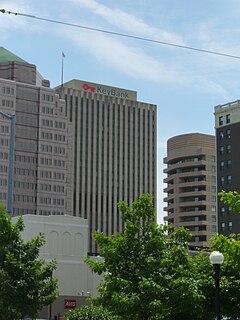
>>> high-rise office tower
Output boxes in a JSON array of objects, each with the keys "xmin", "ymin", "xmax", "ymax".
[
  {"xmin": 215, "ymin": 101, "xmax": 240, "ymax": 235},
  {"xmin": 163, "ymin": 133, "xmax": 217, "ymax": 248},
  {"xmin": 56, "ymin": 80, "xmax": 157, "ymax": 254},
  {"xmin": 0, "ymin": 47, "xmax": 67, "ymax": 216}
]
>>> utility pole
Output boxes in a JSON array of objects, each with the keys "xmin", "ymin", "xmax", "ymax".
[{"xmin": 0, "ymin": 111, "xmax": 15, "ymax": 217}]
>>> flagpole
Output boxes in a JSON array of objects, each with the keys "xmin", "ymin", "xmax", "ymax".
[{"xmin": 61, "ymin": 52, "xmax": 65, "ymax": 87}]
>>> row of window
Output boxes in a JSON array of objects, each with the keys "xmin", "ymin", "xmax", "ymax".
[
  {"xmin": 15, "ymin": 155, "xmax": 36, "ymax": 163},
  {"xmin": 15, "ymin": 168, "xmax": 36, "ymax": 176},
  {"xmin": 219, "ymin": 129, "xmax": 231, "ymax": 139},
  {"xmin": 179, "ymin": 214, "xmax": 216, "ymax": 223},
  {"xmin": 41, "ymin": 106, "xmax": 54, "ymax": 114},
  {"xmin": 14, "ymin": 180, "xmax": 65, "ymax": 192},
  {"xmin": 39, "ymin": 197, "xmax": 65, "ymax": 206},
  {"xmin": 40, "ymin": 144, "xmax": 66, "ymax": 155},
  {"xmin": 219, "ymin": 159, "xmax": 231, "ymax": 169},
  {"xmin": 41, "ymin": 131, "xmax": 66, "ymax": 142},
  {"xmin": 219, "ymin": 114, "xmax": 230, "ymax": 126},
  {"xmin": 1, "ymin": 99, "xmax": 14, "ymax": 108},
  {"xmin": 13, "ymin": 208, "xmax": 36, "ymax": 215},
  {"xmin": 219, "ymin": 144, "xmax": 231, "ymax": 154},
  {"xmin": 191, "ymin": 235, "xmax": 207, "ymax": 242},
  {"xmin": 38, "ymin": 210, "xmax": 65, "ymax": 215},
  {"xmin": 179, "ymin": 176, "xmax": 216, "ymax": 183},
  {"xmin": 14, "ymin": 195, "xmax": 36, "ymax": 203},
  {"xmin": 0, "ymin": 178, "xmax": 7, "ymax": 187},
  {"xmin": 219, "ymin": 175, "xmax": 232, "ymax": 185},
  {"xmin": 42, "ymin": 94, "xmax": 54, "ymax": 102},
  {"xmin": 0, "ymin": 125, "xmax": 9, "ymax": 133},
  {"xmin": 1, "ymin": 86, "xmax": 15, "ymax": 95},
  {"xmin": 39, "ymin": 170, "xmax": 65, "ymax": 180},
  {"xmin": 0, "ymin": 152, "xmax": 8, "ymax": 160},
  {"xmin": 40, "ymin": 157, "xmax": 65, "ymax": 168},
  {"xmin": 55, "ymin": 121, "xmax": 66, "ymax": 129},
  {"xmin": 169, "ymin": 155, "xmax": 208, "ymax": 166},
  {"xmin": 0, "ymin": 165, "xmax": 7, "ymax": 173},
  {"xmin": 0, "ymin": 138, "xmax": 8, "ymax": 146},
  {"xmin": 0, "ymin": 192, "xmax": 6, "ymax": 200},
  {"xmin": 14, "ymin": 181, "xmax": 36, "ymax": 189},
  {"xmin": 39, "ymin": 183, "xmax": 65, "ymax": 193},
  {"xmin": 220, "ymin": 206, "xmax": 232, "ymax": 215},
  {"xmin": 41, "ymin": 119, "xmax": 66, "ymax": 129},
  {"xmin": 220, "ymin": 221, "xmax": 232, "ymax": 231}
]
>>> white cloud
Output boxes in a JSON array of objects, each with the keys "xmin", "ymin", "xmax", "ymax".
[
  {"xmin": 61, "ymin": 24, "xmax": 230, "ymax": 99},
  {"xmin": 60, "ymin": 0, "xmax": 233, "ymax": 99},
  {"xmin": 1, "ymin": 0, "xmax": 233, "ymax": 99},
  {"xmin": 0, "ymin": 0, "xmax": 50, "ymax": 37},
  {"xmin": 67, "ymin": 0, "xmax": 185, "ymax": 45},
  {"xmin": 196, "ymin": 20, "xmax": 240, "ymax": 70},
  {"xmin": 0, "ymin": 1, "xmax": 31, "ymax": 33}
]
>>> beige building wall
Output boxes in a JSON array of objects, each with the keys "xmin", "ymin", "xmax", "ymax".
[
  {"xmin": 56, "ymin": 80, "xmax": 157, "ymax": 254},
  {"xmin": 163, "ymin": 133, "xmax": 217, "ymax": 248},
  {"xmin": 12, "ymin": 214, "xmax": 101, "ymax": 319}
]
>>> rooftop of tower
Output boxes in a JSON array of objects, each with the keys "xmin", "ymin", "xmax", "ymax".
[{"xmin": 0, "ymin": 47, "xmax": 27, "ymax": 64}]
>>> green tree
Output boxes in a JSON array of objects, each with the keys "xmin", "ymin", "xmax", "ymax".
[
  {"xmin": 85, "ymin": 194, "xmax": 208, "ymax": 320},
  {"xmin": 65, "ymin": 305, "xmax": 120, "ymax": 320},
  {"xmin": 0, "ymin": 203, "xmax": 58, "ymax": 320},
  {"xmin": 210, "ymin": 233, "xmax": 240, "ymax": 319},
  {"xmin": 190, "ymin": 234, "xmax": 240, "ymax": 320},
  {"xmin": 219, "ymin": 190, "xmax": 240, "ymax": 213}
]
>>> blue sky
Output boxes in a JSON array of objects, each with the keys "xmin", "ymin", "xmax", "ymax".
[{"xmin": 2, "ymin": 0, "xmax": 240, "ymax": 223}]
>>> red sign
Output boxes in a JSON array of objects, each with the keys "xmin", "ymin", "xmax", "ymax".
[
  {"xmin": 83, "ymin": 83, "xmax": 96, "ymax": 92},
  {"xmin": 64, "ymin": 299, "xmax": 76, "ymax": 309}
]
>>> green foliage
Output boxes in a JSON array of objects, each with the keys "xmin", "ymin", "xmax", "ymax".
[
  {"xmin": 219, "ymin": 190, "xmax": 240, "ymax": 213},
  {"xmin": 65, "ymin": 305, "xmax": 120, "ymax": 320},
  {"xmin": 0, "ymin": 203, "xmax": 58, "ymax": 320},
  {"xmin": 210, "ymin": 233, "xmax": 240, "ymax": 319},
  {"xmin": 85, "ymin": 194, "xmax": 210, "ymax": 320},
  {"xmin": 85, "ymin": 194, "xmax": 240, "ymax": 319}
]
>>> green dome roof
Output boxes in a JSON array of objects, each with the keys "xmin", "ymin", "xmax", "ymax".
[{"xmin": 0, "ymin": 47, "xmax": 27, "ymax": 63}]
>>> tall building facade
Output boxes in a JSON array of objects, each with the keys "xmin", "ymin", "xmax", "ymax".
[
  {"xmin": 215, "ymin": 101, "xmax": 240, "ymax": 235},
  {"xmin": 163, "ymin": 133, "xmax": 217, "ymax": 248},
  {"xmin": 0, "ymin": 47, "xmax": 68, "ymax": 217},
  {"xmin": 56, "ymin": 80, "xmax": 157, "ymax": 253}
]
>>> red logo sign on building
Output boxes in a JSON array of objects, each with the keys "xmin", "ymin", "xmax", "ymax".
[
  {"xmin": 64, "ymin": 299, "xmax": 76, "ymax": 309},
  {"xmin": 83, "ymin": 83, "xmax": 96, "ymax": 92}
]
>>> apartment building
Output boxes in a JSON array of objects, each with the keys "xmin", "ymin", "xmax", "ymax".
[
  {"xmin": 215, "ymin": 101, "xmax": 240, "ymax": 235},
  {"xmin": 163, "ymin": 133, "xmax": 217, "ymax": 248}
]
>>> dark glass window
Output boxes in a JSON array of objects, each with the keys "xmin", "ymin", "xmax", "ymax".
[
  {"xmin": 228, "ymin": 221, "xmax": 232, "ymax": 231},
  {"xmin": 227, "ymin": 175, "xmax": 232, "ymax": 184},
  {"xmin": 227, "ymin": 159, "xmax": 231, "ymax": 168},
  {"xmin": 226, "ymin": 144, "xmax": 231, "ymax": 154},
  {"xmin": 219, "ymin": 131, "xmax": 224, "ymax": 139},
  {"xmin": 220, "ymin": 161, "xmax": 224, "ymax": 169},
  {"xmin": 220, "ymin": 176, "xmax": 224, "ymax": 186},
  {"xmin": 226, "ymin": 114, "xmax": 230, "ymax": 124},
  {"xmin": 226, "ymin": 129, "xmax": 231, "ymax": 139}
]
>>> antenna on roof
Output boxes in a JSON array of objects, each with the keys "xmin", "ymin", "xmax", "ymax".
[{"xmin": 61, "ymin": 52, "xmax": 66, "ymax": 88}]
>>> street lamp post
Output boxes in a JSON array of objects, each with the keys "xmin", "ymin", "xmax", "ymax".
[
  {"xmin": 0, "ymin": 111, "xmax": 15, "ymax": 217},
  {"xmin": 209, "ymin": 251, "xmax": 224, "ymax": 320}
]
